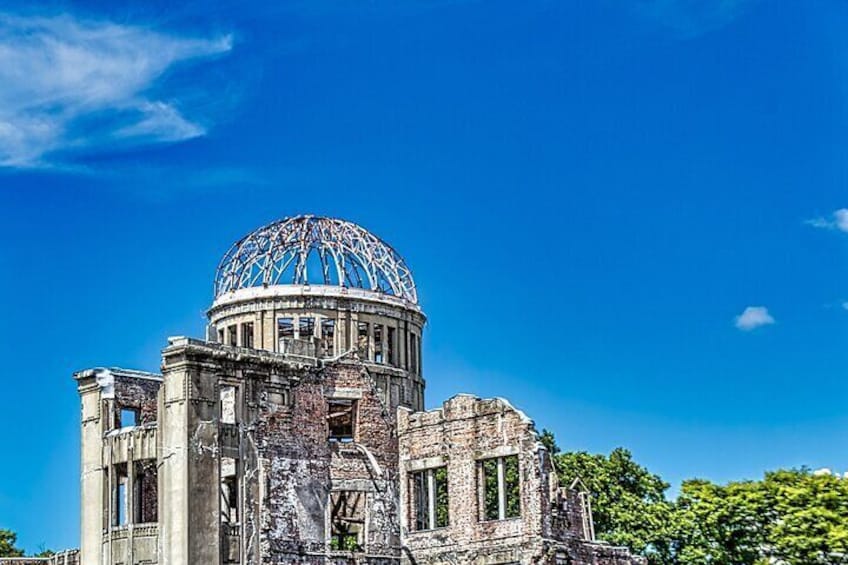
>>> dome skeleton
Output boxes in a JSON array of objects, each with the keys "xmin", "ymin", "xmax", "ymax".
[{"xmin": 214, "ymin": 216, "xmax": 418, "ymax": 303}]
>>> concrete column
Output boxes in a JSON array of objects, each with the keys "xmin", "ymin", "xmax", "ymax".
[
  {"xmin": 160, "ymin": 344, "xmax": 221, "ymax": 565},
  {"xmin": 77, "ymin": 374, "xmax": 105, "ymax": 565}
]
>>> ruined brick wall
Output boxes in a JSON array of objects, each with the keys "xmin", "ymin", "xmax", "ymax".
[
  {"xmin": 397, "ymin": 395, "xmax": 645, "ymax": 565},
  {"xmin": 110, "ymin": 373, "xmax": 160, "ymax": 427},
  {"xmin": 250, "ymin": 359, "xmax": 402, "ymax": 562},
  {"xmin": 397, "ymin": 394, "xmax": 552, "ymax": 564}
]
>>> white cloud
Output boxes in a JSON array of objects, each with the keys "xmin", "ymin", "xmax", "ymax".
[
  {"xmin": 805, "ymin": 208, "xmax": 848, "ymax": 233},
  {"xmin": 734, "ymin": 306, "xmax": 775, "ymax": 331},
  {"xmin": 0, "ymin": 13, "xmax": 231, "ymax": 168}
]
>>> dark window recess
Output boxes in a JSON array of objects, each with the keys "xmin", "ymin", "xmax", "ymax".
[
  {"xmin": 220, "ymin": 457, "xmax": 239, "ymax": 524},
  {"xmin": 482, "ymin": 455, "xmax": 521, "ymax": 521},
  {"xmin": 330, "ymin": 491, "xmax": 365, "ymax": 552},
  {"xmin": 327, "ymin": 399, "xmax": 356, "ymax": 442},
  {"xmin": 387, "ymin": 327, "xmax": 396, "ymax": 366},
  {"xmin": 242, "ymin": 322, "xmax": 254, "ymax": 348},
  {"xmin": 113, "ymin": 463, "xmax": 128, "ymax": 527},
  {"xmin": 227, "ymin": 325, "xmax": 238, "ymax": 346},
  {"xmin": 412, "ymin": 466, "xmax": 449, "ymax": 531},
  {"xmin": 357, "ymin": 322, "xmax": 369, "ymax": 359},
  {"xmin": 134, "ymin": 460, "xmax": 158, "ymax": 523},
  {"xmin": 120, "ymin": 408, "xmax": 139, "ymax": 428},
  {"xmin": 278, "ymin": 317, "xmax": 294, "ymax": 339},
  {"xmin": 217, "ymin": 328, "xmax": 225, "ymax": 343},
  {"xmin": 299, "ymin": 316, "xmax": 315, "ymax": 339},
  {"xmin": 374, "ymin": 324, "xmax": 384, "ymax": 363},
  {"xmin": 410, "ymin": 334, "xmax": 419, "ymax": 374},
  {"xmin": 321, "ymin": 318, "xmax": 336, "ymax": 357}
]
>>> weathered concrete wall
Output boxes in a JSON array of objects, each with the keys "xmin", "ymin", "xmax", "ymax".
[{"xmin": 74, "ymin": 368, "xmax": 162, "ymax": 565}]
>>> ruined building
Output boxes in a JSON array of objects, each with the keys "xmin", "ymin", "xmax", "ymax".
[{"xmin": 4, "ymin": 216, "xmax": 646, "ymax": 565}]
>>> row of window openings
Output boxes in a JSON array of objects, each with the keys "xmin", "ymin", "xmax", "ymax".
[
  {"xmin": 109, "ymin": 456, "xmax": 519, "ymax": 537},
  {"xmin": 220, "ymin": 387, "xmax": 355, "ymax": 443},
  {"xmin": 411, "ymin": 455, "xmax": 521, "ymax": 531},
  {"xmin": 219, "ymin": 318, "xmax": 422, "ymax": 372},
  {"xmin": 110, "ymin": 462, "xmax": 158, "ymax": 528},
  {"xmin": 220, "ymin": 388, "xmax": 414, "ymax": 443}
]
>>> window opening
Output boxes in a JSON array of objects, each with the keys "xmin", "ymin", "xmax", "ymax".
[
  {"xmin": 374, "ymin": 324, "xmax": 384, "ymax": 364},
  {"xmin": 330, "ymin": 491, "xmax": 365, "ymax": 552},
  {"xmin": 321, "ymin": 318, "xmax": 336, "ymax": 357},
  {"xmin": 481, "ymin": 455, "xmax": 520, "ymax": 521},
  {"xmin": 328, "ymin": 399, "xmax": 356, "ymax": 442},
  {"xmin": 411, "ymin": 466, "xmax": 449, "ymax": 530},
  {"xmin": 242, "ymin": 322, "xmax": 254, "ymax": 348}
]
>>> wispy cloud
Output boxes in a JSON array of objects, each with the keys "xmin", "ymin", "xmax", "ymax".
[
  {"xmin": 734, "ymin": 306, "xmax": 775, "ymax": 331},
  {"xmin": 0, "ymin": 13, "xmax": 232, "ymax": 168},
  {"xmin": 805, "ymin": 209, "xmax": 848, "ymax": 233},
  {"xmin": 632, "ymin": 0, "xmax": 754, "ymax": 39}
]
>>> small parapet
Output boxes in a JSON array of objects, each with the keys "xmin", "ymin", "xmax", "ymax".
[{"xmin": 0, "ymin": 550, "xmax": 80, "ymax": 565}]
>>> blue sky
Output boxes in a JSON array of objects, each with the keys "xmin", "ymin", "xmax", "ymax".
[{"xmin": 0, "ymin": 0, "xmax": 847, "ymax": 553}]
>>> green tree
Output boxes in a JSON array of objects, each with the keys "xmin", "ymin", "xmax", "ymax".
[
  {"xmin": 762, "ymin": 469, "xmax": 848, "ymax": 564},
  {"xmin": 674, "ymin": 478, "xmax": 768, "ymax": 565},
  {"xmin": 0, "ymin": 529, "xmax": 24, "ymax": 557},
  {"xmin": 539, "ymin": 428, "xmax": 560, "ymax": 455},
  {"xmin": 554, "ymin": 448, "xmax": 677, "ymax": 565}
]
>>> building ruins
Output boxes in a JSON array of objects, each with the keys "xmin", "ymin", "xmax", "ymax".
[{"xmin": 1, "ymin": 216, "xmax": 645, "ymax": 565}]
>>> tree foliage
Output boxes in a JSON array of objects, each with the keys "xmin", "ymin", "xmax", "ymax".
[
  {"xmin": 555, "ymin": 448, "xmax": 677, "ymax": 564},
  {"xmin": 547, "ymin": 430, "xmax": 848, "ymax": 565},
  {"xmin": 0, "ymin": 529, "xmax": 24, "ymax": 557}
]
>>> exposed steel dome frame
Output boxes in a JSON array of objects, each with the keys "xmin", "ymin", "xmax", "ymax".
[{"xmin": 214, "ymin": 215, "xmax": 418, "ymax": 304}]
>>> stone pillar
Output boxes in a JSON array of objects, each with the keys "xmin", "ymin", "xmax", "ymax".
[
  {"xmin": 159, "ymin": 339, "xmax": 221, "ymax": 565},
  {"xmin": 76, "ymin": 371, "xmax": 106, "ymax": 565}
]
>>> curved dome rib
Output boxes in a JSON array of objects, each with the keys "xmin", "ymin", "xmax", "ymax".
[{"xmin": 214, "ymin": 216, "xmax": 418, "ymax": 303}]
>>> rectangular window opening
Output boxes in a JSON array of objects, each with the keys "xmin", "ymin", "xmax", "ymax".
[
  {"xmin": 227, "ymin": 325, "xmax": 238, "ymax": 346},
  {"xmin": 119, "ymin": 407, "xmax": 139, "ymax": 428},
  {"xmin": 298, "ymin": 316, "xmax": 315, "ymax": 340},
  {"xmin": 481, "ymin": 455, "xmax": 520, "ymax": 521},
  {"xmin": 374, "ymin": 324, "xmax": 384, "ymax": 364},
  {"xmin": 327, "ymin": 399, "xmax": 356, "ymax": 442},
  {"xmin": 387, "ymin": 327, "xmax": 396, "ymax": 366},
  {"xmin": 410, "ymin": 333, "xmax": 419, "ymax": 374},
  {"xmin": 112, "ymin": 463, "xmax": 128, "ymax": 527},
  {"xmin": 217, "ymin": 328, "xmax": 225, "ymax": 343},
  {"xmin": 220, "ymin": 457, "xmax": 239, "ymax": 524},
  {"xmin": 321, "ymin": 318, "xmax": 336, "ymax": 358},
  {"xmin": 278, "ymin": 317, "xmax": 294, "ymax": 352},
  {"xmin": 330, "ymin": 491, "xmax": 365, "ymax": 552},
  {"xmin": 241, "ymin": 322, "xmax": 254, "ymax": 349},
  {"xmin": 278, "ymin": 317, "xmax": 294, "ymax": 339},
  {"xmin": 134, "ymin": 460, "xmax": 158, "ymax": 524},
  {"xmin": 411, "ymin": 466, "xmax": 449, "ymax": 531},
  {"xmin": 357, "ymin": 322, "xmax": 369, "ymax": 360}
]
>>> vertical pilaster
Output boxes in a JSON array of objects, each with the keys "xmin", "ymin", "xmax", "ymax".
[{"xmin": 77, "ymin": 373, "xmax": 106, "ymax": 565}]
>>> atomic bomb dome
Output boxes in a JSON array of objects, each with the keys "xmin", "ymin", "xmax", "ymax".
[
  {"xmin": 56, "ymin": 214, "xmax": 645, "ymax": 565},
  {"xmin": 213, "ymin": 215, "xmax": 418, "ymax": 305}
]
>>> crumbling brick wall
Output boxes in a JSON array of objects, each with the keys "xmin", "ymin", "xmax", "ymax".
[
  {"xmin": 397, "ymin": 394, "xmax": 645, "ymax": 565},
  {"xmin": 110, "ymin": 372, "xmax": 160, "ymax": 428}
]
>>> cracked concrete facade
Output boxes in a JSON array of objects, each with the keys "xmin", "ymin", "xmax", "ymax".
[{"xmin": 3, "ymin": 217, "xmax": 645, "ymax": 565}]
